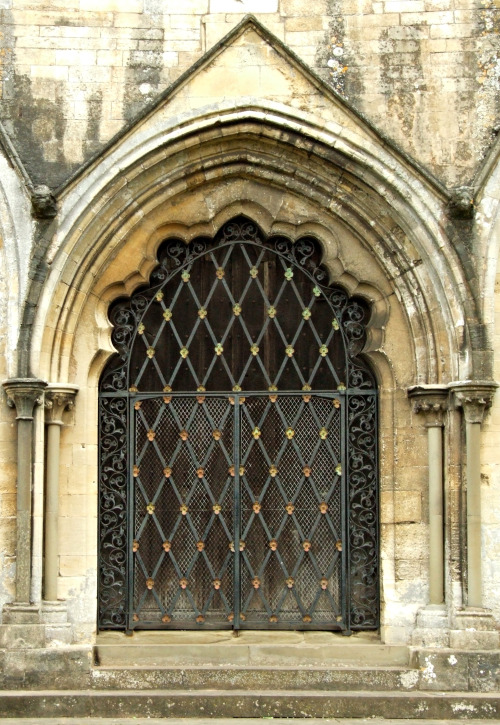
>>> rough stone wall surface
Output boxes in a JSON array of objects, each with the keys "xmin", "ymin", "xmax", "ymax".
[
  {"xmin": 0, "ymin": 0, "xmax": 498, "ymax": 188},
  {"xmin": 0, "ymin": 0, "xmax": 498, "ymax": 644}
]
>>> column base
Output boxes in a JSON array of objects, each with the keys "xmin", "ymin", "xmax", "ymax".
[
  {"xmin": 0, "ymin": 602, "xmax": 74, "ymax": 649},
  {"xmin": 41, "ymin": 600, "xmax": 73, "ymax": 645},
  {"xmin": 450, "ymin": 607, "xmax": 500, "ymax": 650},
  {"xmin": 2, "ymin": 602, "xmax": 41, "ymax": 624},
  {"xmin": 412, "ymin": 604, "xmax": 450, "ymax": 647},
  {"xmin": 41, "ymin": 600, "xmax": 69, "ymax": 624}
]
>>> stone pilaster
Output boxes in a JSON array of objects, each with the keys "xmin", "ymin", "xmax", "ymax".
[
  {"xmin": 450, "ymin": 381, "xmax": 499, "ymax": 649},
  {"xmin": 2, "ymin": 378, "xmax": 47, "ymax": 608},
  {"xmin": 408, "ymin": 385, "xmax": 450, "ymax": 646},
  {"xmin": 1, "ymin": 379, "xmax": 47, "ymax": 649}
]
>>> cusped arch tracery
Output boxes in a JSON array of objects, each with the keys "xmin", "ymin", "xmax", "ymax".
[{"xmin": 101, "ymin": 216, "xmax": 375, "ymax": 395}]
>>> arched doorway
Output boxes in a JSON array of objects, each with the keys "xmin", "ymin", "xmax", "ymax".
[{"xmin": 98, "ymin": 217, "xmax": 378, "ymax": 633}]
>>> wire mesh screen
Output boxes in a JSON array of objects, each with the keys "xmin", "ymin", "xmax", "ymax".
[
  {"xmin": 132, "ymin": 396, "xmax": 235, "ymax": 627},
  {"xmin": 239, "ymin": 395, "xmax": 344, "ymax": 628}
]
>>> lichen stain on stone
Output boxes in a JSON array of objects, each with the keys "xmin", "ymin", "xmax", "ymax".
[
  {"xmin": 83, "ymin": 90, "xmax": 103, "ymax": 159},
  {"xmin": 0, "ymin": 13, "xmax": 14, "ymax": 105},
  {"xmin": 123, "ymin": 25, "xmax": 167, "ymax": 123},
  {"xmin": 379, "ymin": 29, "xmax": 424, "ymax": 155},
  {"xmin": 474, "ymin": 0, "xmax": 500, "ymax": 156},
  {"xmin": 399, "ymin": 669, "xmax": 419, "ymax": 689},
  {"xmin": 315, "ymin": 0, "xmax": 355, "ymax": 99}
]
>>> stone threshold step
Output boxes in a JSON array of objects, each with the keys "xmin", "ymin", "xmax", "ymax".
[
  {"xmin": 91, "ymin": 664, "xmax": 420, "ymax": 691},
  {"xmin": 0, "ymin": 689, "xmax": 498, "ymax": 719},
  {"xmin": 0, "ymin": 720, "xmax": 497, "ymax": 725},
  {"xmin": 94, "ymin": 643, "xmax": 410, "ymax": 667},
  {"xmin": 94, "ymin": 663, "xmax": 413, "ymax": 670}
]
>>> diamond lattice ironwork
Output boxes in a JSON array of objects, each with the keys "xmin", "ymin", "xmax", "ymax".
[{"xmin": 98, "ymin": 216, "xmax": 378, "ymax": 632}]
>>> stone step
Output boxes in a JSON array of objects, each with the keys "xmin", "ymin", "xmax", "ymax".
[
  {"xmin": 94, "ymin": 630, "xmax": 411, "ymax": 667},
  {"xmin": 0, "ymin": 689, "xmax": 498, "ymax": 719},
  {"xmin": 91, "ymin": 663, "xmax": 420, "ymax": 691}
]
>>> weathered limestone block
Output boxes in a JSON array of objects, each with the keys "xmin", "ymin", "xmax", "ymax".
[
  {"xmin": 0, "ymin": 624, "xmax": 45, "ymax": 650},
  {"xmin": 394, "ymin": 491, "xmax": 422, "ymax": 523},
  {"xmin": 450, "ymin": 609, "xmax": 500, "ymax": 650}
]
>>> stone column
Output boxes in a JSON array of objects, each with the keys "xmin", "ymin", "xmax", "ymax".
[
  {"xmin": 2, "ymin": 378, "xmax": 47, "ymax": 607},
  {"xmin": 408, "ymin": 385, "xmax": 449, "ymax": 646},
  {"xmin": 44, "ymin": 385, "xmax": 78, "ymax": 602},
  {"xmin": 450, "ymin": 381, "xmax": 499, "ymax": 649},
  {"xmin": 409, "ymin": 386, "xmax": 448, "ymax": 604},
  {"xmin": 452, "ymin": 382, "xmax": 497, "ymax": 606}
]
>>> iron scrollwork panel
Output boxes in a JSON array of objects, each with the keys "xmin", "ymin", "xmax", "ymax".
[
  {"xmin": 238, "ymin": 394, "xmax": 345, "ymax": 629},
  {"xmin": 98, "ymin": 395, "xmax": 128, "ymax": 628},
  {"xmin": 348, "ymin": 393, "xmax": 378, "ymax": 629}
]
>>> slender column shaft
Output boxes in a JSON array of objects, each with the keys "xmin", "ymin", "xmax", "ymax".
[
  {"xmin": 44, "ymin": 422, "xmax": 61, "ymax": 601},
  {"xmin": 428, "ymin": 424, "xmax": 444, "ymax": 604},
  {"xmin": 408, "ymin": 385, "xmax": 448, "ymax": 608},
  {"xmin": 16, "ymin": 417, "xmax": 34, "ymax": 603},
  {"xmin": 465, "ymin": 420, "xmax": 482, "ymax": 607},
  {"xmin": 43, "ymin": 385, "xmax": 77, "ymax": 603}
]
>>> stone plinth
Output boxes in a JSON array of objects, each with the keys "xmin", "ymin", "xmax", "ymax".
[{"xmin": 450, "ymin": 608, "xmax": 500, "ymax": 650}]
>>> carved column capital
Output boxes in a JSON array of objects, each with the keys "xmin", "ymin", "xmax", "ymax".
[
  {"xmin": 450, "ymin": 381, "xmax": 498, "ymax": 425},
  {"xmin": 3, "ymin": 378, "xmax": 48, "ymax": 420},
  {"xmin": 44, "ymin": 384, "xmax": 78, "ymax": 426},
  {"xmin": 408, "ymin": 385, "xmax": 449, "ymax": 426}
]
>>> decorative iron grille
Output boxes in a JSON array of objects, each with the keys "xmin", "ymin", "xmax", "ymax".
[{"xmin": 98, "ymin": 217, "xmax": 378, "ymax": 632}]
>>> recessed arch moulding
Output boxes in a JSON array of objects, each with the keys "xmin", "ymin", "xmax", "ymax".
[
  {"xmin": 24, "ymin": 111, "xmax": 476, "ymax": 642},
  {"xmin": 37, "ymin": 113, "xmax": 468, "ymax": 388},
  {"xmin": 25, "ymin": 18, "xmax": 478, "ymax": 639}
]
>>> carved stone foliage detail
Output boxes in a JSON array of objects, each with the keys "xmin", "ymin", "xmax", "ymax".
[
  {"xmin": 452, "ymin": 382, "xmax": 497, "ymax": 425},
  {"xmin": 45, "ymin": 387, "xmax": 78, "ymax": 425},
  {"xmin": 409, "ymin": 386, "xmax": 449, "ymax": 427},
  {"xmin": 3, "ymin": 378, "xmax": 47, "ymax": 419}
]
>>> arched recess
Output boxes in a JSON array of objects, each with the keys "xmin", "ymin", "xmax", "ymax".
[
  {"xmin": 98, "ymin": 216, "xmax": 378, "ymax": 632},
  {"xmin": 21, "ymin": 107, "xmax": 478, "ymax": 639},
  {"xmin": 29, "ymin": 111, "xmax": 473, "ymax": 389}
]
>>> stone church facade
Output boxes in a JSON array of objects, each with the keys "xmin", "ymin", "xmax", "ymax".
[{"xmin": 0, "ymin": 0, "xmax": 500, "ymax": 707}]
